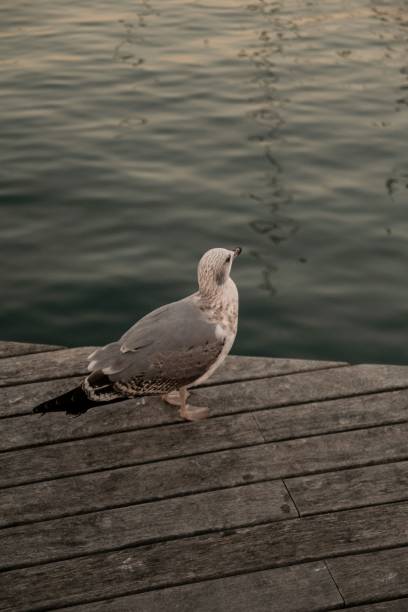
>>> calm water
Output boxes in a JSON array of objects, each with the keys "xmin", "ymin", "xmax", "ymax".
[{"xmin": 1, "ymin": 0, "xmax": 408, "ymax": 364}]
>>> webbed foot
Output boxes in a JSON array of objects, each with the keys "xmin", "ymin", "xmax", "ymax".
[{"xmin": 179, "ymin": 404, "xmax": 209, "ymax": 421}]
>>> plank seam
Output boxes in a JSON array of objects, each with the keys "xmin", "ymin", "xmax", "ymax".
[
  {"xmin": 52, "ymin": 597, "xmax": 408, "ymax": 612},
  {"xmin": 324, "ymin": 559, "xmax": 345, "ymax": 606},
  {"xmin": 196, "ymin": 361, "xmax": 350, "ymax": 388},
  {"xmin": 324, "ymin": 541, "xmax": 408, "ymax": 563},
  {"xmin": 0, "ymin": 479, "xmax": 294, "ymax": 529},
  {"xmin": 0, "ymin": 372, "xmax": 87, "ymax": 389},
  {"xmin": 205, "ymin": 385, "xmax": 408, "ymax": 422},
  {"xmin": 3, "ymin": 503, "xmax": 408, "ymax": 574},
  {"xmin": 1, "ymin": 380, "xmax": 396, "ymax": 422},
  {"xmin": 0, "ymin": 360, "xmax": 350, "ymax": 390},
  {"xmin": 282, "ymin": 479, "xmax": 300, "ymax": 518},
  {"xmin": 3, "ymin": 440, "xmax": 408, "ymax": 492},
  {"xmin": 250, "ymin": 411, "xmax": 266, "ymax": 442},
  {"xmin": 0, "ymin": 420, "xmax": 264, "ymax": 455},
  {"xmin": 7, "ymin": 558, "xmax": 348, "ymax": 612},
  {"xmin": 0, "ymin": 413, "xmax": 258, "ymax": 453},
  {"xmin": 0, "ymin": 439, "xmax": 268, "ymax": 490},
  {"xmin": 290, "ymin": 495, "xmax": 408, "ymax": 519},
  {"xmin": 2, "ymin": 367, "xmax": 406, "ymax": 422},
  {"xmin": 0, "ymin": 347, "xmax": 64, "ymax": 360},
  {"xmin": 327, "ymin": 596, "xmax": 408, "ymax": 610},
  {"xmin": 4, "ymin": 544, "xmax": 408, "ymax": 611},
  {"xmin": 252, "ymin": 411, "xmax": 303, "ymax": 520},
  {"xmin": 4, "ymin": 474, "xmax": 408, "ymax": 531},
  {"xmin": 0, "ymin": 514, "xmax": 301, "ymax": 572},
  {"xmin": 3, "ymin": 413, "xmax": 408, "ymax": 459}
]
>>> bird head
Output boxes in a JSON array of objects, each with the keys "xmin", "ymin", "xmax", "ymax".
[{"xmin": 197, "ymin": 247, "xmax": 241, "ymax": 295}]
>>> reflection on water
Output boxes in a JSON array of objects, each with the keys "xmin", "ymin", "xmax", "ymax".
[
  {"xmin": 1, "ymin": 0, "xmax": 408, "ymax": 364},
  {"xmin": 371, "ymin": 3, "xmax": 408, "ymax": 208},
  {"xmin": 113, "ymin": 5, "xmax": 153, "ymax": 134},
  {"xmin": 386, "ymin": 166, "xmax": 408, "ymax": 203},
  {"xmin": 243, "ymin": 0, "xmax": 300, "ymax": 296}
]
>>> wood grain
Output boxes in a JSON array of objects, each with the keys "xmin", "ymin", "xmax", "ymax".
[
  {"xmin": 2, "ymin": 346, "xmax": 408, "ymax": 612},
  {"xmin": 1, "ymin": 501, "xmax": 407, "ymax": 611},
  {"xmin": 254, "ymin": 388, "xmax": 408, "ymax": 441},
  {"xmin": 0, "ymin": 395, "xmax": 175, "ymax": 449},
  {"xmin": 198, "ymin": 364, "xmax": 408, "ymax": 417},
  {"xmin": 2, "ymin": 420, "xmax": 408, "ymax": 490},
  {"xmin": 5, "ymin": 383, "xmax": 408, "ymax": 454},
  {"xmin": 328, "ymin": 547, "xmax": 408, "ymax": 605},
  {"xmin": 56, "ymin": 561, "xmax": 343, "ymax": 612},
  {"xmin": 0, "ymin": 346, "xmax": 95, "ymax": 387},
  {"xmin": 0, "ymin": 481, "xmax": 296, "ymax": 570},
  {"xmin": 0, "ymin": 341, "xmax": 63, "ymax": 359},
  {"xmin": 0, "ymin": 376, "xmax": 83, "ymax": 418},
  {"xmin": 342, "ymin": 599, "xmax": 408, "ymax": 611},
  {"xmin": 0, "ymin": 443, "xmax": 277, "ymax": 526},
  {"xmin": 286, "ymin": 460, "xmax": 408, "ymax": 515},
  {"xmin": 0, "ymin": 413, "xmax": 263, "ymax": 488},
  {"xmin": 208, "ymin": 354, "xmax": 346, "ymax": 384}
]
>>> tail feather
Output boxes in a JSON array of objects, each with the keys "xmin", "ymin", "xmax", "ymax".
[{"xmin": 33, "ymin": 384, "xmax": 123, "ymax": 417}]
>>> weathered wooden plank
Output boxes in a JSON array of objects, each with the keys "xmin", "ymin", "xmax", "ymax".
[
  {"xmin": 0, "ymin": 376, "xmax": 83, "ymax": 418},
  {"xmin": 4, "ymin": 382, "xmax": 408, "ymax": 454},
  {"xmin": 343, "ymin": 599, "xmax": 408, "ymax": 611},
  {"xmin": 0, "ymin": 347, "xmax": 345, "ymax": 389},
  {"xmin": 198, "ymin": 364, "xmax": 408, "ymax": 418},
  {"xmin": 286, "ymin": 461, "xmax": 408, "ymax": 515},
  {"xmin": 5, "ymin": 383, "xmax": 408, "ymax": 455},
  {"xmin": 208, "ymin": 355, "xmax": 347, "ymax": 384},
  {"xmin": 0, "ymin": 444, "xmax": 276, "ymax": 526},
  {"xmin": 4, "ymin": 423, "xmax": 408, "ymax": 527},
  {"xmin": 2, "ymin": 354, "xmax": 406, "ymax": 425},
  {"xmin": 0, "ymin": 341, "xmax": 63, "ymax": 359},
  {"xmin": 2, "ymin": 420, "xmax": 408, "ymax": 491},
  {"xmin": 255, "ymin": 389, "xmax": 408, "ymax": 441},
  {"xmin": 0, "ymin": 413, "xmax": 263, "ymax": 488},
  {"xmin": 1, "ymin": 501, "xmax": 407, "ymax": 611},
  {"xmin": 328, "ymin": 547, "xmax": 408, "ymax": 606},
  {"xmin": 0, "ymin": 481, "xmax": 296, "ymax": 570},
  {"xmin": 0, "ymin": 346, "xmax": 95, "ymax": 387},
  {"xmin": 56, "ymin": 561, "xmax": 343, "ymax": 612},
  {"xmin": 0, "ymin": 396, "xmax": 173, "ymax": 450}
]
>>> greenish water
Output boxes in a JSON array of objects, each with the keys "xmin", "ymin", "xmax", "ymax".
[{"xmin": 1, "ymin": 0, "xmax": 408, "ymax": 364}]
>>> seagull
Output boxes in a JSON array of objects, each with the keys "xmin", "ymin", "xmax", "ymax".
[{"xmin": 33, "ymin": 247, "xmax": 241, "ymax": 421}]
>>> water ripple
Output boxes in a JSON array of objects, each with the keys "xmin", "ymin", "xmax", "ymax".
[{"xmin": 1, "ymin": 0, "xmax": 408, "ymax": 364}]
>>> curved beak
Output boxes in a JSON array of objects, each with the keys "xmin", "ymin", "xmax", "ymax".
[{"xmin": 233, "ymin": 247, "xmax": 242, "ymax": 258}]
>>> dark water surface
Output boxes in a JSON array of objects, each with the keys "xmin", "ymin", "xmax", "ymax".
[{"xmin": 1, "ymin": 0, "xmax": 408, "ymax": 363}]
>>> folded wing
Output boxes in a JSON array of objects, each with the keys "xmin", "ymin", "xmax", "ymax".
[{"xmin": 86, "ymin": 297, "xmax": 224, "ymax": 394}]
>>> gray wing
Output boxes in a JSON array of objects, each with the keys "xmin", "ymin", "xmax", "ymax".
[{"xmin": 87, "ymin": 297, "xmax": 224, "ymax": 390}]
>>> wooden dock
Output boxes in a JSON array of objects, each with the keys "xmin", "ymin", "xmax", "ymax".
[{"xmin": 1, "ymin": 341, "xmax": 408, "ymax": 612}]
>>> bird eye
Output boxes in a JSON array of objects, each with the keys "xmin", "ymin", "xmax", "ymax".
[{"xmin": 226, "ymin": 255, "xmax": 231, "ymax": 263}]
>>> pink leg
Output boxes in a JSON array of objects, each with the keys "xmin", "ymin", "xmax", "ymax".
[{"xmin": 178, "ymin": 387, "xmax": 209, "ymax": 421}]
